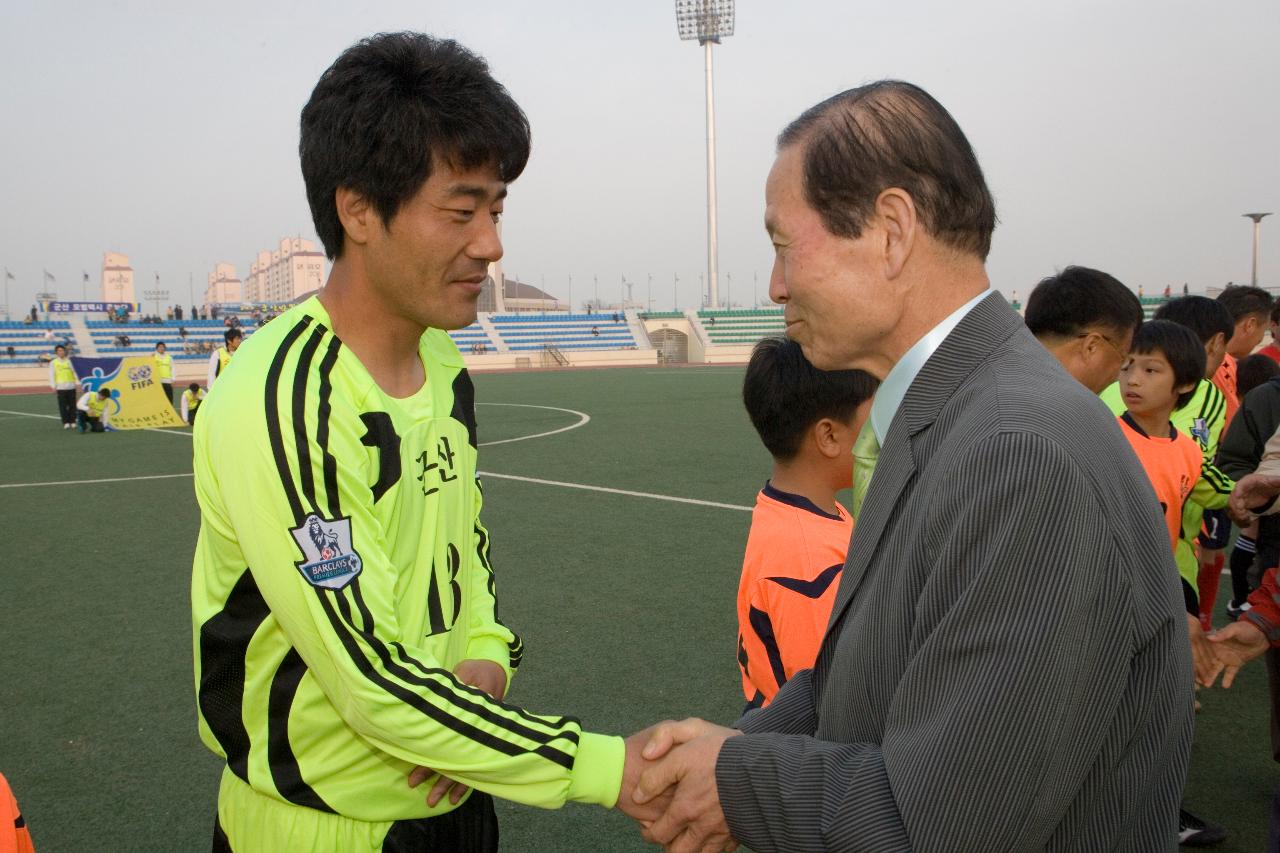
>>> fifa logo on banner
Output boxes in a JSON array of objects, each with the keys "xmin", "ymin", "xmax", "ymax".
[
  {"xmin": 127, "ymin": 364, "xmax": 154, "ymax": 390},
  {"xmin": 290, "ymin": 514, "xmax": 363, "ymax": 589}
]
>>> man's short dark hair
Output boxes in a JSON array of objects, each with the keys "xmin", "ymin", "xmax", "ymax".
[
  {"xmin": 54, "ymin": 344, "xmax": 66, "ymax": 353},
  {"xmin": 225, "ymin": 328, "xmax": 242, "ymax": 345},
  {"xmin": 189, "ymin": 382, "xmax": 201, "ymax": 393},
  {"xmin": 1130, "ymin": 320, "xmax": 1206, "ymax": 411},
  {"xmin": 777, "ymin": 80, "xmax": 996, "ymax": 259},
  {"xmin": 743, "ymin": 336, "xmax": 878, "ymax": 461},
  {"xmin": 1238, "ymin": 354, "xmax": 1280, "ymax": 398},
  {"xmin": 98, "ymin": 388, "xmax": 112, "ymax": 398},
  {"xmin": 1024, "ymin": 266, "xmax": 1142, "ymax": 340},
  {"xmin": 1216, "ymin": 285, "xmax": 1273, "ymax": 323},
  {"xmin": 1152, "ymin": 296, "xmax": 1234, "ymax": 345},
  {"xmin": 300, "ymin": 32, "xmax": 532, "ymax": 260}
]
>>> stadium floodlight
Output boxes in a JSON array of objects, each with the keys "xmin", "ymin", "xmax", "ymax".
[
  {"xmin": 676, "ymin": 0, "xmax": 734, "ymax": 310},
  {"xmin": 1244, "ymin": 213, "xmax": 1272, "ymax": 286}
]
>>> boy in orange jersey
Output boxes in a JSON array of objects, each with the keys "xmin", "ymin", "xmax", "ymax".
[
  {"xmin": 1117, "ymin": 321, "xmax": 1234, "ymax": 672},
  {"xmin": 736, "ymin": 336, "xmax": 877, "ymax": 710}
]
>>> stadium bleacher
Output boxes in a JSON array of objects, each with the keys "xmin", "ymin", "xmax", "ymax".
[
  {"xmin": 697, "ymin": 307, "xmax": 785, "ymax": 345},
  {"xmin": 85, "ymin": 319, "xmax": 258, "ymax": 359},
  {"xmin": 447, "ymin": 322, "xmax": 496, "ymax": 353},
  {"xmin": 489, "ymin": 313, "xmax": 636, "ymax": 351},
  {"xmin": 0, "ymin": 321, "xmax": 76, "ymax": 366}
]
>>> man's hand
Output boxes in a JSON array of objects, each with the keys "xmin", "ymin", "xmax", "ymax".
[
  {"xmin": 407, "ymin": 659, "xmax": 508, "ymax": 807},
  {"xmin": 453, "ymin": 659, "xmax": 507, "ymax": 700},
  {"xmin": 1206, "ymin": 620, "xmax": 1271, "ymax": 688},
  {"xmin": 1187, "ymin": 613, "xmax": 1217, "ymax": 688},
  {"xmin": 633, "ymin": 719, "xmax": 741, "ymax": 853},
  {"xmin": 616, "ymin": 725, "xmax": 677, "ymax": 826},
  {"xmin": 1229, "ymin": 473, "xmax": 1280, "ymax": 525}
]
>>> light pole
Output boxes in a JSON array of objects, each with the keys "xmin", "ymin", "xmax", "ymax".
[
  {"xmin": 676, "ymin": 0, "xmax": 734, "ymax": 310},
  {"xmin": 2, "ymin": 268, "xmax": 11, "ymax": 320},
  {"xmin": 1244, "ymin": 213, "xmax": 1272, "ymax": 287},
  {"xmin": 673, "ymin": 273, "xmax": 679, "ymax": 311}
]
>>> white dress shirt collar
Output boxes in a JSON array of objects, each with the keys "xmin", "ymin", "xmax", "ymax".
[{"xmin": 869, "ymin": 289, "xmax": 992, "ymax": 444}]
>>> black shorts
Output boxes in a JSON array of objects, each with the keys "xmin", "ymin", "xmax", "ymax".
[{"xmin": 1199, "ymin": 508, "xmax": 1232, "ymax": 551}]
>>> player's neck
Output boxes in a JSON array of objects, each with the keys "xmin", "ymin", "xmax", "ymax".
[
  {"xmin": 769, "ymin": 461, "xmax": 842, "ymax": 516},
  {"xmin": 319, "ymin": 263, "xmax": 426, "ymax": 398},
  {"xmin": 1127, "ymin": 407, "xmax": 1174, "ymax": 439}
]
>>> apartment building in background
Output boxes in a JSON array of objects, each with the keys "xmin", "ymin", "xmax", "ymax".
[
  {"xmin": 243, "ymin": 237, "xmax": 325, "ymax": 304},
  {"xmin": 101, "ymin": 252, "xmax": 135, "ymax": 303},
  {"xmin": 204, "ymin": 262, "xmax": 243, "ymax": 305}
]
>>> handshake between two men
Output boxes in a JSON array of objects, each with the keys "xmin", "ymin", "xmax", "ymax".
[{"xmin": 409, "ymin": 662, "xmax": 745, "ymax": 853}]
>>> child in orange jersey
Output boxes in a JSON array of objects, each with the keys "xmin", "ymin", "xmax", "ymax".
[
  {"xmin": 736, "ymin": 336, "xmax": 877, "ymax": 710},
  {"xmin": 1116, "ymin": 321, "xmax": 1232, "ymax": 684},
  {"xmin": 0, "ymin": 773, "xmax": 34, "ymax": 853}
]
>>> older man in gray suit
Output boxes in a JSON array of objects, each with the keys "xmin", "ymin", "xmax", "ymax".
[{"xmin": 628, "ymin": 81, "xmax": 1193, "ymax": 852}]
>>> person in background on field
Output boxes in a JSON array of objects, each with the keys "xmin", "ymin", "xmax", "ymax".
[
  {"xmin": 154, "ymin": 342, "xmax": 174, "ymax": 407},
  {"xmin": 180, "ymin": 382, "xmax": 205, "ymax": 426},
  {"xmin": 1195, "ymin": 287, "xmax": 1277, "ymax": 632},
  {"xmin": 736, "ymin": 336, "xmax": 877, "ymax": 711},
  {"xmin": 48, "ymin": 344, "xmax": 79, "ymax": 430},
  {"xmin": 207, "ymin": 327, "xmax": 242, "ymax": 390},
  {"xmin": 1023, "ymin": 265, "xmax": 1143, "ymax": 394},
  {"xmin": 76, "ymin": 387, "xmax": 112, "ymax": 433},
  {"xmin": 1114, "ymin": 320, "xmax": 1233, "ymax": 848}
]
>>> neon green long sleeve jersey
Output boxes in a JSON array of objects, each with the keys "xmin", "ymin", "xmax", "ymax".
[{"xmin": 191, "ymin": 297, "xmax": 622, "ymax": 823}]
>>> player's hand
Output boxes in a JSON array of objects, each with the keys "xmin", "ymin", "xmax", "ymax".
[
  {"xmin": 407, "ymin": 660, "xmax": 508, "ymax": 807},
  {"xmin": 1186, "ymin": 614, "xmax": 1217, "ymax": 688},
  {"xmin": 633, "ymin": 721, "xmax": 742, "ymax": 853},
  {"xmin": 453, "ymin": 659, "xmax": 507, "ymax": 700},
  {"xmin": 617, "ymin": 723, "xmax": 677, "ymax": 826},
  {"xmin": 1206, "ymin": 620, "xmax": 1271, "ymax": 688},
  {"xmin": 1229, "ymin": 474, "xmax": 1280, "ymax": 524}
]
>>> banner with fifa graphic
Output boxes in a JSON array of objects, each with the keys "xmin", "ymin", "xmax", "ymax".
[{"xmin": 71, "ymin": 356, "xmax": 186, "ymax": 429}]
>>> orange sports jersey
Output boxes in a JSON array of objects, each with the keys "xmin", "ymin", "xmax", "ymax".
[
  {"xmin": 1211, "ymin": 352, "xmax": 1239, "ymax": 430},
  {"xmin": 1118, "ymin": 414, "xmax": 1201, "ymax": 552},
  {"xmin": 0, "ymin": 773, "xmax": 34, "ymax": 853},
  {"xmin": 736, "ymin": 482, "xmax": 852, "ymax": 709}
]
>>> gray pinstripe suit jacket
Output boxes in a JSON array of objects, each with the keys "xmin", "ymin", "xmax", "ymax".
[{"xmin": 716, "ymin": 293, "xmax": 1193, "ymax": 852}]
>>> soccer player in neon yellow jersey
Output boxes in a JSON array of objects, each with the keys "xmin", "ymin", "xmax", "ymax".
[{"xmin": 192, "ymin": 33, "xmax": 661, "ymax": 852}]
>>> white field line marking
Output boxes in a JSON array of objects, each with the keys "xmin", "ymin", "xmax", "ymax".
[
  {"xmin": 476, "ymin": 471, "xmax": 752, "ymax": 512},
  {"xmin": 0, "ymin": 472, "xmax": 194, "ymax": 489},
  {"xmin": 475, "ymin": 403, "xmax": 590, "ymax": 446}
]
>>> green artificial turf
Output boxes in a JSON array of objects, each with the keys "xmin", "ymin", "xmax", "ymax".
[{"xmin": 0, "ymin": 366, "xmax": 1274, "ymax": 851}]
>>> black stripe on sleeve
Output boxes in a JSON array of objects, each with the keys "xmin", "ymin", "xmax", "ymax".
[
  {"xmin": 198, "ymin": 568, "xmax": 270, "ymax": 783},
  {"xmin": 316, "ymin": 585, "xmax": 578, "ymax": 770},
  {"xmin": 765, "ymin": 563, "xmax": 844, "ymax": 599},
  {"xmin": 316, "ymin": 337, "xmax": 343, "ymax": 519},
  {"xmin": 342, "ymin": 578, "xmax": 580, "ymax": 745},
  {"xmin": 266, "ymin": 648, "xmax": 333, "ymax": 812},
  {"xmin": 290, "ymin": 325, "xmax": 327, "ymax": 514},
  {"xmin": 265, "ymin": 316, "xmax": 315, "ymax": 526},
  {"xmin": 748, "ymin": 605, "xmax": 788, "ymax": 694}
]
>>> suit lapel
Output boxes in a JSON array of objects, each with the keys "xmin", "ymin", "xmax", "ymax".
[{"xmin": 824, "ymin": 292, "xmax": 1023, "ymax": 631}]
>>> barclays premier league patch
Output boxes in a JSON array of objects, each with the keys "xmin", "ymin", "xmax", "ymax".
[{"xmin": 291, "ymin": 514, "xmax": 363, "ymax": 589}]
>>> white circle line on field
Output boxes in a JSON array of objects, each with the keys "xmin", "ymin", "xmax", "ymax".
[{"xmin": 476, "ymin": 403, "xmax": 590, "ymax": 447}]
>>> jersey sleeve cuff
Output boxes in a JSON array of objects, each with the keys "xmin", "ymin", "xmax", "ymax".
[
  {"xmin": 463, "ymin": 635, "xmax": 515, "ymax": 683},
  {"xmin": 565, "ymin": 732, "xmax": 625, "ymax": 807}
]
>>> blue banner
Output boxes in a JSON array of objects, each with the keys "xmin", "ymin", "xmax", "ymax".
[{"xmin": 43, "ymin": 300, "xmax": 139, "ymax": 313}]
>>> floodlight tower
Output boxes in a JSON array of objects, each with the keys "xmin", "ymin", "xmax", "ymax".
[
  {"xmin": 676, "ymin": 0, "xmax": 734, "ymax": 310},
  {"xmin": 1244, "ymin": 212, "xmax": 1272, "ymax": 286}
]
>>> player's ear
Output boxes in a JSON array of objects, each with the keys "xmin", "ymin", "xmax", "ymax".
[
  {"xmin": 336, "ymin": 187, "xmax": 376, "ymax": 248},
  {"xmin": 813, "ymin": 418, "xmax": 843, "ymax": 459}
]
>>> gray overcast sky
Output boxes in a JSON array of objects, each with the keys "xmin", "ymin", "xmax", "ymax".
[{"xmin": 1, "ymin": 1, "xmax": 1277, "ymax": 312}]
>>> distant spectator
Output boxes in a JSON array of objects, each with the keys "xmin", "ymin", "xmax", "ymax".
[
  {"xmin": 76, "ymin": 387, "xmax": 113, "ymax": 433},
  {"xmin": 191, "ymin": 304, "xmax": 198, "ymax": 321},
  {"xmin": 175, "ymin": 304, "xmax": 184, "ymax": 321},
  {"xmin": 42, "ymin": 327, "xmax": 54, "ymax": 341},
  {"xmin": 223, "ymin": 315, "xmax": 233, "ymax": 327},
  {"xmin": 5, "ymin": 345, "xmax": 14, "ymax": 359},
  {"xmin": 590, "ymin": 325, "xmax": 599, "ymax": 337},
  {"xmin": 154, "ymin": 342, "xmax": 174, "ymax": 407},
  {"xmin": 611, "ymin": 312, "xmax": 619, "ymax": 323},
  {"xmin": 166, "ymin": 306, "xmax": 174, "ymax": 321},
  {"xmin": 49, "ymin": 343, "xmax": 79, "ymax": 428},
  {"xmin": 208, "ymin": 327, "xmax": 242, "ymax": 388},
  {"xmin": 178, "ymin": 325, "xmax": 188, "ymax": 340},
  {"xmin": 29, "ymin": 305, "xmax": 37, "ymax": 323},
  {"xmin": 181, "ymin": 382, "xmax": 206, "ymax": 426}
]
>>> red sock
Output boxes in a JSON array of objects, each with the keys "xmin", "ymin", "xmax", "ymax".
[{"xmin": 1197, "ymin": 552, "xmax": 1226, "ymax": 632}]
